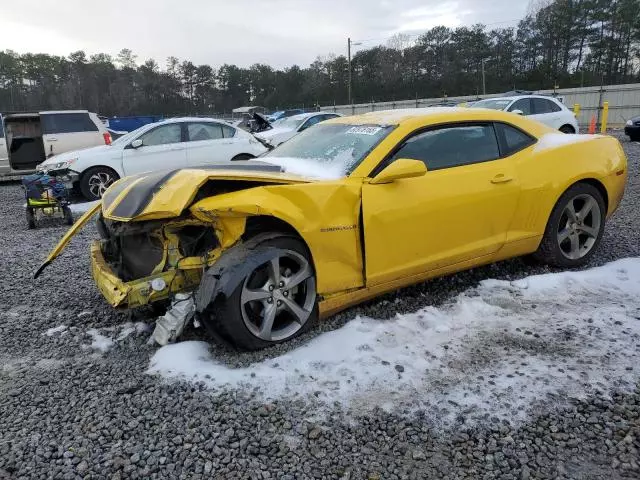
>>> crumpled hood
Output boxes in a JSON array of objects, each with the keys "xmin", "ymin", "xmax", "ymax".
[
  {"xmin": 101, "ymin": 161, "xmax": 311, "ymax": 222},
  {"xmin": 40, "ymin": 145, "xmax": 111, "ymax": 166}
]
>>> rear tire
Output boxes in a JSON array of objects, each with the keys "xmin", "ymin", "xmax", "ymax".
[
  {"xmin": 26, "ymin": 208, "xmax": 36, "ymax": 229},
  {"xmin": 201, "ymin": 236, "xmax": 318, "ymax": 350},
  {"xmin": 532, "ymin": 183, "xmax": 605, "ymax": 268},
  {"xmin": 629, "ymin": 134, "xmax": 640, "ymax": 142},
  {"xmin": 62, "ymin": 206, "xmax": 74, "ymax": 225},
  {"xmin": 559, "ymin": 124, "xmax": 575, "ymax": 134},
  {"xmin": 231, "ymin": 154, "xmax": 254, "ymax": 161},
  {"xmin": 80, "ymin": 167, "xmax": 119, "ymax": 201}
]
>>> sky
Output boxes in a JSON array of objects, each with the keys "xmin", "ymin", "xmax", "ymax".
[{"xmin": 0, "ymin": 0, "xmax": 530, "ymax": 69}]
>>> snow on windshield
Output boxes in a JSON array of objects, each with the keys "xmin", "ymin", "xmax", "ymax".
[
  {"xmin": 264, "ymin": 123, "xmax": 394, "ymax": 178},
  {"xmin": 263, "ymin": 149, "xmax": 356, "ymax": 180}
]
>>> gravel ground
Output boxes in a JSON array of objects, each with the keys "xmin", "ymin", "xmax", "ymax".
[{"xmin": 1, "ymin": 133, "xmax": 639, "ymax": 479}]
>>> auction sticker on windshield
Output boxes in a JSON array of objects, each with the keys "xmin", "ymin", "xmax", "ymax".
[{"xmin": 346, "ymin": 126, "xmax": 382, "ymax": 135}]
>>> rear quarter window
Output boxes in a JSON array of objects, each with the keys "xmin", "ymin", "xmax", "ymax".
[
  {"xmin": 222, "ymin": 125, "xmax": 236, "ymax": 138},
  {"xmin": 494, "ymin": 123, "xmax": 536, "ymax": 156},
  {"xmin": 42, "ymin": 113, "xmax": 99, "ymax": 134}
]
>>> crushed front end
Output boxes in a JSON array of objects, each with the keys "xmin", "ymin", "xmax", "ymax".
[{"xmin": 92, "ymin": 212, "xmax": 238, "ymax": 309}]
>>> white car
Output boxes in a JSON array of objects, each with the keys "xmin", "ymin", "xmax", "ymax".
[
  {"xmin": 37, "ymin": 117, "xmax": 268, "ymax": 200},
  {"xmin": 471, "ymin": 95, "xmax": 579, "ymax": 133},
  {"xmin": 255, "ymin": 112, "xmax": 342, "ymax": 147},
  {"xmin": 1, "ymin": 110, "xmax": 111, "ymax": 177}
]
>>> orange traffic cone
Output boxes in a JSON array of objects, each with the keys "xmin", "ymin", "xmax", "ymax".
[{"xmin": 588, "ymin": 115, "xmax": 596, "ymax": 134}]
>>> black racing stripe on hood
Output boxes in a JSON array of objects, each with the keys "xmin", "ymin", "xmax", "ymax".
[
  {"xmin": 102, "ymin": 175, "xmax": 141, "ymax": 212},
  {"xmin": 109, "ymin": 169, "xmax": 179, "ymax": 219},
  {"xmin": 191, "ymin": 161, "xmax": 283, "ymax": 173}
]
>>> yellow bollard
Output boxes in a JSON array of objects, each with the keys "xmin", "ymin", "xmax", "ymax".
[
  {"xmin": 573, "ymin": 103, "xmax": 580, "ymax": 117},
  {"xmin": 600, "ymin": 102, "xmax": 609, "ymax": 134}
]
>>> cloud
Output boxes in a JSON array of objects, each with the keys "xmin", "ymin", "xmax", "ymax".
[{"xmin": 0, "ymin": 0, "xmax": 529, "ymax": 68}]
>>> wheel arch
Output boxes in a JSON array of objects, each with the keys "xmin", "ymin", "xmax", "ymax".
[
  {"xmin": 79, "ymin": 164, "xmax": 121, "ymax": 182},
  {"xmin": 559, "ymin": 123, "xmax": 576, "ymax": 133},
  {"xmin": 243, "ymin": 215, "xmax": 315, "ymax": 267},
  {"xmin": 231, "ymin": 153, "xmax": 255, "ymax": 161}
]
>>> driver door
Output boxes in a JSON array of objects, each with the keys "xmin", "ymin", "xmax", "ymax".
[
  {"xmin": 122, "ymin": 122, "xmax": 187, "ymax": 176},
  {"xmin": 361, "ymin": 123, "xmax": 520, "ymax": 286}
]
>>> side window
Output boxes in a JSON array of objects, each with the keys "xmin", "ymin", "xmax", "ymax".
[
  {"xmin": 221, "ymin": 124, "xmax": 236, "ymax": 138},
  {"xmin": 508, "ymin": 99, "xmax": 533, "ymax": 115},
  {"xmin": 140, "ymin": 124, "xmax": 182, "ymax": 146},
  {"xmin": 300, "ymin": 116, "xmax": 322, "ymax": 131},
  {"xmin": 494, "ymin": 123, "xmax": 536, "ymax": 156},
  {"xmin": 187, "ymin": 122, "xmax": 224, "ymax": 142},
  {"xmin": 41, "ymin": 113, "xmax": 99, "ymax": 134},
  {"xmin": 389, "ymin": 124, "xmax": 500, "ymax": 171},
  {"xmin": 533, "ymin": 98, "xmax": 561, "ymax": 114},
  {"xmin": 0, "ymin": 117, "xmax": 4, "ymax": 139}
]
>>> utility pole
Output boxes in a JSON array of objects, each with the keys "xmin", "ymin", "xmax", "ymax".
[
  {"xmin": 347, "ymin": 37, "xmax": 362, "ymax": 105},
  {"xmin": 482, "ymin": 59, "xmax": 486, "ymax": 95}
]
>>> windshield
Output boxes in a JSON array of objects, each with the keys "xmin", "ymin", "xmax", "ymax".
[
  {"xmin": 263, "ymin": 123, "xmax": 394, "ymax": 179},
  {"xmin": 110, "ymin": 123, "xmax": 154, "ymax": 146},
  {"xmin": 470, "ymin": 99, "xmax": 512, "ymax": 110},
  {"xmin": 277, "ymin": 116, "xmax": 306, "ymax": 130}
]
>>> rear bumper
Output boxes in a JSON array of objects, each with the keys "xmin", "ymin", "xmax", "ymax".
[
  {"xmin": 625, "ymin": 125, "xmax": 640, "ymax": 138},
  {"xmin": 90, "ymin": 241, "xmax": 202, "ymax": 308}
]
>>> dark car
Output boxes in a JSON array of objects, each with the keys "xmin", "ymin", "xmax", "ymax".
[{"xmin": 625, "ymin": 116, "xmax": 640, "ymax": 142}]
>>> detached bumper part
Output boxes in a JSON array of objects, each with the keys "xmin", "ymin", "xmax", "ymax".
[{"xmin": 152, "ymin": 293, "xmax": 196, "ymax": 346}]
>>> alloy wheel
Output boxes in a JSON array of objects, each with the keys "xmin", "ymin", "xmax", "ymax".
[
  {"xmin": 240, "ymin": 250, "xmax": 316, "ymax": 342},
  {"xmin": 88, "ymin": 172, "xmax": 115, "ymax": 198},
  {"xmin": 556, "ymin": 193, "xmax": 602, "ymax": 260}
]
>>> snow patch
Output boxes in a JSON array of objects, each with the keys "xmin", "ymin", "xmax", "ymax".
[
  {"xmin": 116, "ymin": 322, "xmax": 150, "ymax": 341},
  {"xmin": 44, "ymin": 325, "xmax": 67, "ymax": 336},
  {"xmin": 263, "ymin": 157, "xmax": 346, "ymax": 180},
  {"xmin": 70, "ymin": 200, "xmax": 100, "ymax": 214},
  {"xmin": 86, "ymin": 329, "xmax": 114, "ymax": 353},
  {"xmin": 534, "ymin": 132, "xmax": 596, "ymax": 152},
  {"xmin": 147, "ymin": 258, "xmax": 640, "ymax": 425}
]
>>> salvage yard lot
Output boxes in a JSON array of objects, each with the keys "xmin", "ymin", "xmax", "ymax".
[{"xmin": 1, "ymin": 134, "xmax": 640, "ymax": 479}]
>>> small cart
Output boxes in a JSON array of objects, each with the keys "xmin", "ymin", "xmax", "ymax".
[{"xmin": 22, "ymin": 174, "xmax": 74, "ymax": 229}]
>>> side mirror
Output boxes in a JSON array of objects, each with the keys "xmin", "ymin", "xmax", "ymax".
[
  {"xmin": 511, "ymin": 109, "xmax": 524, "ymax": 116},
  {"xmin": 130, "ymin": 139, "xmax": 143, "ymax": 149},
  {"xmin": 370, "ymin": 159, "xmax": 427, "ymax": 185}
]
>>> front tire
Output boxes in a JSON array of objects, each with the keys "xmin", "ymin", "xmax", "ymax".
[
  {"xmin": 62, "ymin": 206, "xmax": 74, "ymax": 225},
  {"xmin": 80, "ymin": 167, "xmax": 119, "ymax": 201},
  {"xmin": 202, "ymin": 236, "xmax": 318, "ymax": 350},
  {"xmin": 532, "ymin": 183, "xmax": 605, "ymax": 268},
  {"xmin": 26, "ymin": 208, "xmax": 36, "ymax": 229}
]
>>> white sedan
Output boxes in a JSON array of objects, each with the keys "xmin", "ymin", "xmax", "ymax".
[
  {"xmin": 37, "ymin": 117, "xmax": 268, "ymax": 200},
  {"xmin": 255, "ymin": 111, "xmax": 342, "ymax": 147},
  {"xmin": 471, "ymin": 95, "xmax": 579, "ymax": 133}
]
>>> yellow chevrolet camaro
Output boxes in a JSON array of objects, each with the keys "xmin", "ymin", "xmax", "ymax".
[{"xmin": 37, "ymin": 108, "xmax": 627, "ymax": 350}]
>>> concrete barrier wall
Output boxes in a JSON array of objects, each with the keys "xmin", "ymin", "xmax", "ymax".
[{"xmin": 321, "ymin": 83, "xmax": 640, "ymax": 127}]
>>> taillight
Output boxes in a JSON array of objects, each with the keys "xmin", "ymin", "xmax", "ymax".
[{"xmin": 103, "ymin": 132, "xmax": 112, "ymax": 145}]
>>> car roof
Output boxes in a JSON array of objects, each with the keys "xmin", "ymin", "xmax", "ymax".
[
  {"xmin": 39, "ymin": 110, "xmax": 91, "ymax": 114},
  {"xmin": 477, "ymin": 95, "xmax": 562, "ymax": 102},
  {"xmin": 325, "ymin": 107, "xmax": 553, "ymax": 127},
  {"xmin": 161, "ymin": 117, "xmax": 232, "ymax": 124},
  {"xmin": 286, "ymin": 111, "xmax": 339, "ymax": 121}
]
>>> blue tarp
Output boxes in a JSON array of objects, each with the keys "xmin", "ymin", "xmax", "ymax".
[{"xmin": 107, "ymin": 115, "xmax": 164, "ymax": 132}]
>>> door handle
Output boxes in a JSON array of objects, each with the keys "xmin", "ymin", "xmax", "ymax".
[
  {"xmin": 491, "ymin": 174, "xmax": 513, "ymax": 184},
  {"xmin": 48, "ymin": 137, "xmax": 58, "ymax": 141}
]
